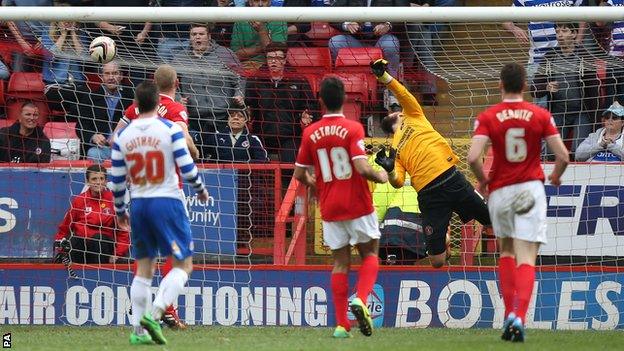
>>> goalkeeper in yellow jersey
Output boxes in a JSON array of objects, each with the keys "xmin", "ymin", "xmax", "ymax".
[{"xmin": 371, "ymin": 59, "xmax": 491, "ymax": 268}]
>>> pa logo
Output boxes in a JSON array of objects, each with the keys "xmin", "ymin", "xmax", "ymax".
[
  {"xmin": 347, "ymin": 284, "xmax": 384, "ymax": 328},
  {"xmin": 2, "ymin": 333, "xmax": 11, "ymax": 348}
]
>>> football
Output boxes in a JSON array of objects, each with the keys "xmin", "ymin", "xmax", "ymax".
[{"xmin": 89, "ymin": 36, "xmax": 116, "ymax": 64}]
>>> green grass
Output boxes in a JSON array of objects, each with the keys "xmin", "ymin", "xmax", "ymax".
[{"xmin": 5, "ymin": 326, "xmax": 624, "ymax": 351}]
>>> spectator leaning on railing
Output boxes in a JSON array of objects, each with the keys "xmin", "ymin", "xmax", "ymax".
[
  {"xmin": 0, "ymin": 101, "xmax": 51, "ymax": 163},
  {"xmin": 54, "ymin": 164, "xmax": 130, "ymax": 264},
  {"xmin": 575, "ymin": 102, "xmax": 624, "ymax": 162}
]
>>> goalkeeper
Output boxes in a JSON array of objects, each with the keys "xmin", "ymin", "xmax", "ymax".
[{"xmin": 371, "ymin": 59, "xmax": 491, "ymax": 268}]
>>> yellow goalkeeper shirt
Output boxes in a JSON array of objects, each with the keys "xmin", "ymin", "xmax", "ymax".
[{"xmin": 387, "ymin": 79, "xmax": 459, "ymax": 192}]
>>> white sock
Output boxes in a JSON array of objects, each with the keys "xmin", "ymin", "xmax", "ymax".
[
  {"xmin": 130, "ymin": 276, "xmax": 152, "ymax": 333},
  {"xmin": 152, "ymin": 268, "xmax": 189, "ymax": 320}
]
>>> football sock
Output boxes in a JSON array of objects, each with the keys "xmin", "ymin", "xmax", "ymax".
[
  {"xmin": 514, "ymin": 264, "xmax": 536, "ymax": 324},
  {"xmin": 130, "ymin": 275, "xmax": 152, "ymax": 334},
  {"xmin": 152, "ymin": 267, "xmax": 189, "ymax": 320},
  {"xmin": 331, "ymin": 272, "xmax": 350, "ymax": 330},
  {"xmin": 498, "ymin": 256, "xmax": 517, "ymax": 318},
  {"xmin": 160, "ymin": 258, "xmax": 175, "ymax": 314},
  {"xmin": 356, "ymin": 255, "xmax": 379, "ymax": 303}
]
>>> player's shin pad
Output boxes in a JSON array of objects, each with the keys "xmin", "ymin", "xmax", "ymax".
[{"xmin": 511, "ymin": 190, "xmax": 535, "ymax": 215}]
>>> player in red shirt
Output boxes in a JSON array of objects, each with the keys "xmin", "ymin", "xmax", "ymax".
[
  {"xmin": 467, "ymin": 63, "xmax": 569, "ymax": 342},
  {"xmin": 54, "ymin": 165, "xmax": 130, "ymax": 263},
  {"xmin": 114, "ymin": 65, "xmax": 200, "ymax": 160},
  {"xmin": 114, "ymin": 65, "xmax": 197, "ymax": 329},
  {"xmin": 294, "ymin": 77, "xmax": 388, "ymax": 338}
]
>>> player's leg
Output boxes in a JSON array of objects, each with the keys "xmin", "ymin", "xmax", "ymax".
[
  {"xmin": 159, "ymin": 257, "xmax": 187, "ymax": 330},
  {"xmin": 509, "ymin": 239, "xmax": 540, "ymax": 343},
  {"xmin": 350, "ymin": 212, "xmax": 382, "ymax": 336},
  {"xmin": 323, "ymin": 220, "xmax": 352, "ymax": 338},
  {"xmin": 498, "ymin": 237, "xmax": 517, "ymax": 341},
  {"xmin": 331, "ymin": 245, "xmax": 352, "ymax": 338},
  {"xmin": 417, "ymin": 188, "xmax": 453, "ymax": 268},
  {"xmin": 129, "ymin": 198, "xmax": 158, "ymax": 345}
]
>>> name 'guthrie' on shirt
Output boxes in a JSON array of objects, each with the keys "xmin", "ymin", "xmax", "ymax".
[
  {"xmin": 126, "ymin": 136, "xmax": 161, "ymax": 152},
  {"xmin": 310, "ymin": 125, "xmax": 349, "ymax": 143},
  {"xmin": 496, "ymin": 109, "xmax": 534, "ymax": 123}
]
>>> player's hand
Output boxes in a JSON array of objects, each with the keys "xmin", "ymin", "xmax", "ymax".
[
  {"xmin": 197, "ymin": 189, "xmax": 209, "ymax": 203},
  {"xmin": 117, "ymin": 212, "xmax": 130, "ymax": 230},
  {"xmin": 301, "ymin": 109, "xmax": 313, "ymax": 127},
  {"xmin": 548, "ymin": 173, "xmax": 562, "ymax": 187},
  {"xmin": 370, "ymin": 58, "xmax": 389, "ymax": 78},
  {"xmin": 475, "ymin": 177, "xmax": 489, "ymax": 196},
  {"xmin": 345, "ymin": 22, "xmax": 360, "ymax": 34},
  {"xmin": 546, "ymin": 81, "xmax": 559, "ymax": 93},
  {"xmin": 377, "ymin": 169, "xmax": 389, "ymax": 184},
  {"xmin": 233, "ymin": 95, "xmax": 245, "ymax": 105},
  {"xmin": 374, "ymin": 145, "xmax": 396, "ymax": 173},
  {"xmin": 190, "ymin": 145, "xmax": 200, "ymax": 160},
  {"xmin": 135, "ymin": 29, "xmax": 148, "ymax": 44},
  {"xmin": 53, "ymin": 238, "xmax": 70, "ymax": 262}
]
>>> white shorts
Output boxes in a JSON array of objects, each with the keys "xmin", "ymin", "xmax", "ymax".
[
  {"xmin": 488, "ymin": 180, "xmax": 548, "ymax": 244},
  {"xmin": 322, "ymin": 212, "xmax": 381, "ymax": 250}
]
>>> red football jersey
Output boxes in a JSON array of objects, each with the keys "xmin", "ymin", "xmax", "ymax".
[
  {"xmin": 124, "ymin": 94, "xmax": 188, "ymax": 125},
  {"xmin": 295, "ymin": 114, "xmax": 374, "ymax": 221},
  {"xmin": 474, "ymin": 99, "xmax": 560, "ymax": 192}
]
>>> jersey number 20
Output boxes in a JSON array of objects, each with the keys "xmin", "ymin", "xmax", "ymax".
[
  {"xmin": 126, "ymin": 151, "xmax": 165, "ymax": 185},
  {"xmin": 317, "ymin": 147, "xmax": 352, "ymax": 182},
  {"xmin": 505, "ymin": 128, "xmax": 527, "ymax": 163}
]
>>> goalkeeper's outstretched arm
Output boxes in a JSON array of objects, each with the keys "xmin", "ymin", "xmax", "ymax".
[{"xmin": 370, "ymin": 59, "xmax": 425, "ymax": 120}]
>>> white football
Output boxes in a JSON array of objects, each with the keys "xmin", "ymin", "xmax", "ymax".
[{"xmin": 89, "ymin": 36, "xmax": 116, "ymax": 64}]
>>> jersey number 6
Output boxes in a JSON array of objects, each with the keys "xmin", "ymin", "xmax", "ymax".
[
  {"xmin": 505, "ymin": 128, "xmax": 527, "ymax": 163},
  {"xmin": 126, "ymin": 151, "xmax": 165, "ymax": 185}
]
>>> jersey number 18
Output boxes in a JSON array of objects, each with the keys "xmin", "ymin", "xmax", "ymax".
[{"xmin": 317, "ymin": 147, "xmax": 352, "ymax": 182}]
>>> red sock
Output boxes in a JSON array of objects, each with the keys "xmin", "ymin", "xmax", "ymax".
[
  {"xmin": 498, "ymin": 256, "xmax": 516, "ymax": 318},
  {"xmin": 514, "ymin": 264, "xmax": 536, "ymax": 324},
  {"xmin": 161, "ymin": 257, "xmax": 173, "ymax": 276},
  {"xmin": 356, "ymin": 255, "xmax": 379, "ymax": 303},
  {"xmin": 331, "ymin": 272, "xmax": 349, "ymax": 330}
]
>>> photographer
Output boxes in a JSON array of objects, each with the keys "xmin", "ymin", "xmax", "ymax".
[{"xmin": 54, "ymin": 165, "xmax": 130, "ymax": 264}]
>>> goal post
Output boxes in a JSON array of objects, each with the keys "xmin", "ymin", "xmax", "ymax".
[{"xmin": 0, "ymin": 5, "xmax": 622, "ymax": 330}]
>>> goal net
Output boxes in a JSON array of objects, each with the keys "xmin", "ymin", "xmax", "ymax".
[{"xmin": 0, "ymin": 5, "xmax": 622, "ymax": 330}]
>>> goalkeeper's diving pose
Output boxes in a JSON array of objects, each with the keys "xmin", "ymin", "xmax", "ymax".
[{"xmin": 371, "ymin": 58, "xmax": 491, "ymax": 268}]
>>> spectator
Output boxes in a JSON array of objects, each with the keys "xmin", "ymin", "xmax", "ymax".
[
  {"xmin": 502, "ymin": 0, "xmax": 585, "ymax": 108},
  {"xmin": 54, "ymin": 164, "xmax": 130, "ymax": 264},
  {"xmin": 575, "ymin": 102, "xmax": 624, "ymax": 162},
  {"xmin": 245, "ymin": 43, "xmax": 317, "ymax": 164},
  {"xmin": 281, "ymin": 0, "xmax": 322, "ymax": 47},
  {"xmin": 230, "ymin": 0, "xmax": 288, "ymax": 71},
  {"xmin": 532, "ymin": 22, "xmax": 595, "ymax": 154},
  {"xmin": 173, "ymin": 23, "xmax": 244, "ymax": 135},
  {"xmin": 0, "ymin": 101, "xmax": 51, "ymax": 163},
  {"xmin": 211, "ymin": 0, "xmax": 235, "ymax": 47},
  {"xmin": 0, "ymin": 57, "xmax": 9, "ymax": 80},
  {"xmin": 204, "ymin": 99, "xmax": 269, "ymax": 162},
  {"xmin": 76, "ymin": 60, "xmax": 134, "ymax": 162},
  {"xmin": 41, "ymin": 21, "xmax": 87, "ymax": 86},
  {"xmin": 2, "ymin": 0, "xmax": 50, "ymax": 72},
  {"xmin": 157, "ymin": 0, "xmax": 208, "ymax": 62},
  {"xmin": 598, "ymin": 0, "xmax": 624, "ymax": 108},
  {"xmin": 329, "ymin": 0, "xmax": 404, "ymax": 110}
]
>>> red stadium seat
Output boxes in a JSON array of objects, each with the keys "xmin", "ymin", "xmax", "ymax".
[
  {"xmin": 321, "ymin": 73, "xmax": 368, "ymax": 121},
  {"xmin": 85, "ymin": 72, "xmax": 101, "ymax": 92},
  {"xmin": 7, "ymin": 72, "xmax": 45, "ymax": 100},
  {"xmin": 286, "ymin": 47, "xmax": 332, "ymax": 74},
  {"xmin": 43, "ymin": 122, "xmax": 78, "ymax": 139},
  {"xmin": 335, "ymin": 47, "xmax": 383, "ymax": 105},
  {"xmin": 305, "ymin": 22, "xmax": 340, "ymax": 47},
  {"xmin": 0, "ymin": 119, "xmax": 11, "ymax": 129},
  {"xmin": 0, "ymin": 79, "xmax": 5, "ymax": 106}
]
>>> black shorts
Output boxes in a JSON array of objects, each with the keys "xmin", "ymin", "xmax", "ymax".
[{"xmin": 417, "ymin": 166, "xmax": 491, "ymax": 256}]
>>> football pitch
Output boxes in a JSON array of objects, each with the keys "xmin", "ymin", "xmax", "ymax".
[{"xmin": 5, "ymin": 326, "xmax": 623, "ymax": 351}]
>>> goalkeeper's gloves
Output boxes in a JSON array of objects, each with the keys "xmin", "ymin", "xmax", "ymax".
[
  {"xmin": 53, "ymin": 238, "xmax": 70, "ymax": 263},
  {"xmin": 370, "ymin": 58, "xmax": 393, "ymax": 84},
  {"xmin": 375, "ymin": 145, "xmax": 396, "ymax": 173}
]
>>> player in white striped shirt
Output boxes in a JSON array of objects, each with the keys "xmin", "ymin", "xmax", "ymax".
[{"xmin": 110, "ymin": 81, "xmax": 208, "ymax": 346}]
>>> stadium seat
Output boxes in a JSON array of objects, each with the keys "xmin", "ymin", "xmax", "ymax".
[
  {"xmin": 0, "ymin": 79, "xmax": 5, "ymax": 106},
  {"xmin": 85, "ymin": 72, "xmax": 101, "ymax": 92},
  {"xmin": 305, "ymin": 22, "xmax": 340, "ymax": 47},
  {"xmin": 7, "ymin": 72, "xmax": 45, "ymax": 100},
  {"xmin": 44, "ymin": 122, "xmax": 80, "ymax": 161},
  {"xmin": 321, "ymin": 73, "xmax": 368, "ymax": 121},
  {"xmin": 335, "ymin": 47, "xmax": 383, "ymax": 104},
  {"xmin": 286, "ymin": 47, "xmax": 332, "ymax": 74},
  {"xmin": 43, "ymin": 121, "xmax": 78, "ymax": 139},
  {"xmin": 0, "ymin": 119, "xmax": 10, "ymax": 129}
]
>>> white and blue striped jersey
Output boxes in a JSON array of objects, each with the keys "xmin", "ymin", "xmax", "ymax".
[
  {"xmin": 513, "ymin": 0, "xmax": 584, "ymax": 63},
  {"xmin": 110, "ymin": 116, "xmax": 205, "ymax": 215},
  {"xmin": 607, "ymin": 0, "xmax": 624, "ymax": 57}
]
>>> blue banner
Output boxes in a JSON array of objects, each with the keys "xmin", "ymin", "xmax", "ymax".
[
  {"xmin": 0, "ymin": 267, "xmax": 622, "ymax": 329},
  {"xmin": 0, "ymin": 168, "xmax": 237, "ymax": 258}
]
